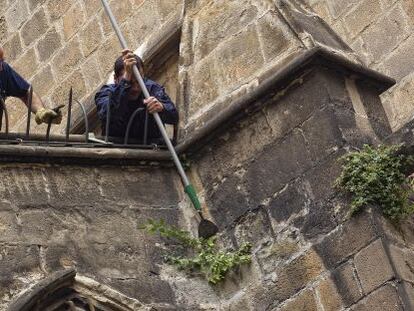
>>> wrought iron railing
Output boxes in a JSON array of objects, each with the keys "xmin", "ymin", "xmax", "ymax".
[{"xmin": 0, "ymin": 87, "xmax": 175, "ymax": 150}]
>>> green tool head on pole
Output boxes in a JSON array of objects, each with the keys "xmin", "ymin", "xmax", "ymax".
[{"xmin": 185, "ymin": 185, "xmax": 219, "ymax": 239}]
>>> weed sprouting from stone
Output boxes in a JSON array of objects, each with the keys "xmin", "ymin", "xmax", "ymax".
[
  {"xmin": 336, "ymin": 144, "xmax": 414, "ymax": 220},
  {"xmin": 141, "ymin": 219, "xmax": 251, "ymax": 284}
]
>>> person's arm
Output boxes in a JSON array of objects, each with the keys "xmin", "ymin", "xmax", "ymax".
[
  {"xmin": 1, "ymin": 61, "xmax": 61, "ymax": 124},
  {"xmin": 19, "ymin": 90, "xmax": 45, "ymax": 113},
  {"xmin": 145, "ymin": 85, "xmax": 178, "ymax": 125}
]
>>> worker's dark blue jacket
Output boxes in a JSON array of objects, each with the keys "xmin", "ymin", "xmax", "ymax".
[
  {"xmin": 95, "ymin": 78, "xmax": 178, "ymax": 143},
  {"xmin": 0, "ymin": 61, "xmax": 30, "ymax": 100}
]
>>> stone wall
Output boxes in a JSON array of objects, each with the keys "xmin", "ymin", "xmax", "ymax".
[
  {"xmin": 2, "ymin": 1, "xmax": 414, "ymax": 310},
  {"xmin": 0, "ymin": 0, "xmax": 184, "ymax": 135},
  {"xmin": 167, "ymin": 63, "xmax": 414, "ymax": 310},
  {"xmin": 303, "ymin": 0, "xmax": 414, "ymax": 131},
  {"xmin": 0, "ymin": 163, "xmax": 184, "ymax": 309}
]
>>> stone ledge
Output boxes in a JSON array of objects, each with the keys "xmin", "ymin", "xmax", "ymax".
[{"xmin": 0, "ymin": 144, "xmax": 171, "ymax": 165}]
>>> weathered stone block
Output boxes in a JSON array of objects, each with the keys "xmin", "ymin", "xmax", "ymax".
[
  {"xmin": 0, "ymin": 212, "xmax": 19, "ymax": 243},
  {"xmin": 274, "ymin": 250, "xmax": 324, "ymax": 301},
  {"xmin": 0, "ymin": 16, "xmax": 7, "ymax": 41},
  {"xmin": 5, "ymin": 0, "xmax": 28, "ymax": 31},
  {"xmin": 344, "ymin": 0, "xmax": 382, "ymax": 38},
  {"xmin": 195, "ymin": 110, "xmax": 274, "ymax": 187},
  {"xmin": 12, "ymin": 47, "xmax": 38, "ymax": 80},
  {"xmin": 0, "ymin": 244, "xmax": 40, "ymax": 289},
  {"xmin": 314, "ymin": 212, "xmax": 378, "ymax": 269},
  {"xmin": 80, "ymin": 17, "xmax": 104, "ymax": 57},
  {"xmin": 155, "ymin": 0, "xmax": 183, "ymax": 21},
  {"xmin": 402, "ymin": 0, "xmax": 414, "ymax": 21},
  {"xmin": 82, "ymin": 55, "xmax": 103, "ymax": 92},
  {"xmin": 21, "ymin": 9, "xmax": 48, "ymax": 46},
  {"xmin": 50, "ymin": 69, "xmax": 86, "ymax": 106},
  {"xmin": 96, "ymin": 34, "xmax": 120, "ymax": 75},
  {"xmin": 107, "ymin": 276, "xmax": 176, "ymax": 305},
  {"xmin": 193, "ymin": 0, "xmax": 259, "ymax": 62},
  {"xmin": 263, "ymin": 70, "xmax": 334, "ymax": 141},
  {"xmin": 302, "ymin": 107, "xmax": 344, "ymax": 163},
  {"xmin": 51, "ymin": 38, "xmax": 83, "ymax": 82},
  {"xmin": 382, "ymin": 72, "xmax": 414, "ymax": 131},
  {"xmin": 269, "ymin": 180, "xmax": 309, "ymax": 223},
  {"xmin": 327, "ymin": 0, "xmax": 359, "ymax": 19},
  {"xmin": 332, "ymin": 104, "xmax": 378, "ymax": 148},
  {"xmin": 402, "ymin": 281, "xmax": 414, "ymax": 310},
  {"xmin": 41, "ymin": 166, "xmax": 103, "ymax": 205},
  {"xmin": 97, "ymin": 167, "xmax": 181, "ymax": 208},
  {"xmin": 62, "ymin": 2, "xmax": 86, "ymax": 40},
  {"xmin": 31, "ymin": 65, "xmax": 54, "ymax": 98},
  {"xmin": 388, "ymin": 244, "xmax": 414, "ymax": 283},
  {"xmin": 318, "ymin": 261, "xmax": 363, "ymax": 310},
  {"xmin": 256, "ymin": 11, "xmax": 297, "ymax": 62},
  {"xmin": 46, "ymin": 0, "xmax": 72, "ymax": 21},
  {"xmin": 362, "ymin": 5, "xmax": 408, "ymax": 61},
  {"xmin": 207, "ymin": 175, "xmax": 250, "ymax": 228},
  {"xmin": 0, "ymin": 165, "xmax": 49, "ymax": 206},
  {"xmin": 246, "ymin": 128, "xmax": 313, "ymax": 205},
  {"xmin": 215, "ymin": 25, "xmax": 264, "ymax": 92},
  {"xmin": 382, "ymin": 35, "xmax": 414, "ymax": 80},
  {"xmin": 187, "ymin": 54, "xmax": 220, "ymax": 116},
  {"xmin": 82, "ymin": 0, "xmax": 102, "ymax": 16},
  {"xmin": 355, "ymin": 239, "xmax": 394, "ymax": 294},
  {"xmin": 233, "ymin": 206, "xmax": 274, "ymax": 245},
  {"xmin": 349, "ymin": 284, "xmax": 403, "ymax": 310},
  {"xmin": 355, "ymin": 81, "xmax": 392, "ymax": 139},
  {"xmin": 36, "ymin": 27, "xmax": 61, "ymax": 63},
  {"xmin": 120, "ymin": 0, "xmax": 162, "ymax": 50},
  {"xmin": 317, "ymin": 277, "xmax": 343, "ymax": 311},
  {"xmin": 3, "ymin": 32, "xmax": 22, "ymax": 62},
  {"xmin": 27, "ymin": 0, "xmax": 47, "ymax": 12},
  {"xmin": 293, "ymin": 200, "xmax": 339, "ymax": 239},
  {"xmin": 304, "ymin": 152, "xmax": 344, "ymax": 204},
  {"xmin": 278, "ymin": 289, "xmax": 318, "ymax": 311}
]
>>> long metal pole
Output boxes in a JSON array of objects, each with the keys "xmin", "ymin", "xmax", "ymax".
[{"xmin": 101, "ymin": 0, "xmax": 191, "ymax": 188}]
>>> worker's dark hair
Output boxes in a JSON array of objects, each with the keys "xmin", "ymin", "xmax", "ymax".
[{"xmin": 114, "ymin": 54, "xmax": 144, "ymax": 77}]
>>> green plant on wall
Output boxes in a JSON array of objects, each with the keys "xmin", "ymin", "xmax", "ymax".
[
  {"xmin": 142, "ymin": 219, "xmax": 251, "ymax": 284},
  {"xmin": 336, "ymin": 144, "xmax": 414, "ymax": 220}
]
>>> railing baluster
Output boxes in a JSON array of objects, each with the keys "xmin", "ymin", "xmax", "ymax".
[
  {"xmin": 25, "ymin": 85, "xmax": 33, "ymax": 140},
  {"xmin": 74, "ymin": 99, "xmax": 89, "ymax": 143},
  {"xmin": 124, "ymin": 107, "xmax": 144, "ymax": 145},
  {"xmin": 65, "ymin": 87, "xmax": 73, "ymax": 144}
]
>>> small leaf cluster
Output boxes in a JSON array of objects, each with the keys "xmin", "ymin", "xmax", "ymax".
[
  {"xmin": 142, "ymin": 219, "xmax": 251, "ymax": 284},
  {"xmin": 336, "ymin": 144, "xmax": 414, "ymax": 220}
]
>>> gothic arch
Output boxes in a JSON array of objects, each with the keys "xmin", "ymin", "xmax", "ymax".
[{"xmin": 7, "ymin": 269, "xmax": 147, "ymax": 311}]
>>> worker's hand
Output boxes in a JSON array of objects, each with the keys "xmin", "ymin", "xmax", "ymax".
[
  {"xmin": 122, "ymin": 49, "xmax": 136, "ymax": 81},
  {"xmin": 144, "ymin": 97, "xmax": 164, "ymax": 114},
  {"xmin": 35, "ymin": 108, "xmax": 62, "ymax": 125}
]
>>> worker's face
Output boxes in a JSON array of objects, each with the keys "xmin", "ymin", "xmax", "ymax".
[{"xmin": 115, "ymin": 67, "xmax": 144, "ymax": 93}]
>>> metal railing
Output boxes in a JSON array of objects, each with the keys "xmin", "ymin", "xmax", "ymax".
[{"xmin": 0, "ymin": 87, "xmax": 175, "ymax": 150}]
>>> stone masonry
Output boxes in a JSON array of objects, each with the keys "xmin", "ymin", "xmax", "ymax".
[
  {"xmin": 302, "ymin": 0, "xmax": 414, "ymax": 132},
  {"xmin": 1, "ymin": 0, "xmax": 414, "ymax": 311}
]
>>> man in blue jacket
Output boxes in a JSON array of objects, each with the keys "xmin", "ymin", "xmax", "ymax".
[
  {"xmin": 0, "ymin": 47, "xmax": 62, "ymax": 126},
  {"xmin": 95, "ymin": 50, "xmax": 178, "ymax": 144}
]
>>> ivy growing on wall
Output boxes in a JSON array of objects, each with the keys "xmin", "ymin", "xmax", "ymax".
[
  {"xmin": 336, "ymin": 144, "xmax": 414, "ymax": 220},
  {"xmin": 142, "ymin": 219, "xmax": 251, "ymax": 284}
]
